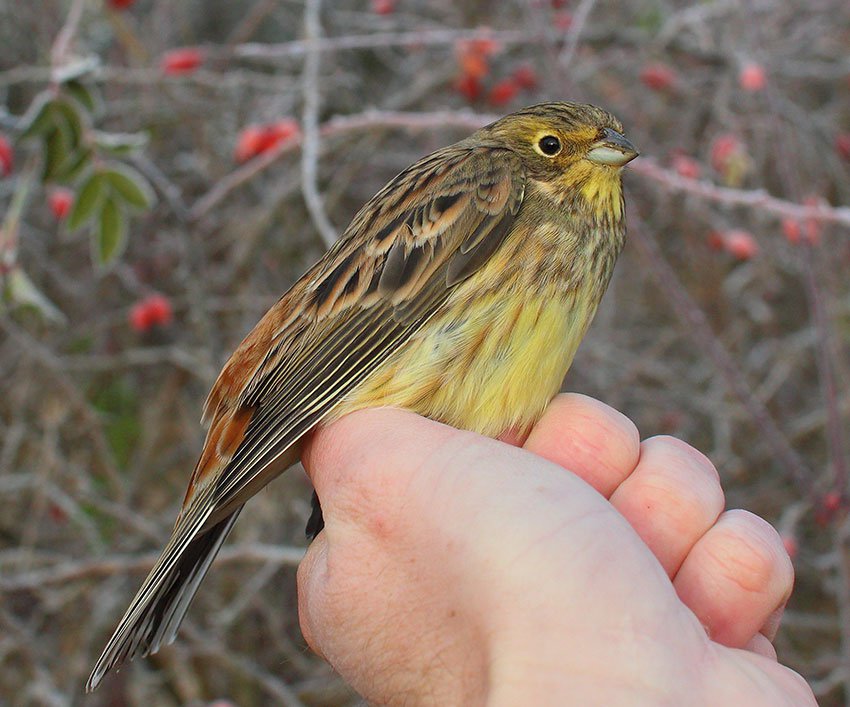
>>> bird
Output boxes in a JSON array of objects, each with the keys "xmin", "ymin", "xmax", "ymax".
[{"xmin": 87, "ymin": 101, "xmax": 638, "ymax": 691}]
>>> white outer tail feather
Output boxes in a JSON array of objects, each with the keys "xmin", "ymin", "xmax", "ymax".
[{"xmin": 86, "ymin": 507, "xmax": 242, "ymax": 691}]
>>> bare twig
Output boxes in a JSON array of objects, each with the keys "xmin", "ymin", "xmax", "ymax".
[
  {"xmin": 233, "ymin": 27, "xmax": 531, "ymax": 60},
  {"xmin": 49, "ymin": 0, "xmax": 87, "ymax": 69},
  {"xmin": 300, "ymin": 0, "xmax": 338, "ymax": 247},
  {"xmin": 630, "ymin": 157, "xmax": 850, "ymax": 229},
  {"xmin": 60, "ymin": 346, "xmax": 214, "ymax": 380},
  {"xmin": 183, "ymin": 625, "xmax": 309, "ymax": 707},
  {"xmin": 130, "ymin": 153, "xmax": 191, "ymax": 223},
  {"xmin": 225, "ymin": 0, "xmax": 281, "ymax": 48},
  {"xmin": 558, "ymin": 0, "xmax": 598, "ymax": 70},
  {"xmin": 0, "ymin": 543, "xmax": 304, "ymax": 592}
]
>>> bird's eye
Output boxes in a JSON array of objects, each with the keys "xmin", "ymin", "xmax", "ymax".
[{"xmin": 538, "ymin": 135, "xmax": 561, "ymax": 156}]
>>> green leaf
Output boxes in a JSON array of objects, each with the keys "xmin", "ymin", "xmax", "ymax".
[
  {"xmin": 52, "ymin": 98, "xmax": 86, "ymax": 150},
  {"xmin": 18, "ymin": 94, "xmax": 56, "ymax": 141},
  {"xmin": 53, "ymin": 146, "xmax": 92, "ymax": 183},
  {"xmin": 103, "ymin": 163, "xmax": 155, "ymax": 210},
  {"xmin": 2, "ymin": 267, "xmax": 67, "ymax": 324},
  {"xmin": 64, "ymin": 79, "xmax": 101, "ymax": 115},
  {"xmin": 93, "ymin": 197, "xmax": 127, "ymax": 266},
  {"xmin": 68, "ymin": 171, "xmax": 106, "ymax": 231},
  {"xmin": 92, "ymin": 130, "xmax": 149, "ymax": 156},
  {"xmin": 42, "ymin": 126, "xmax": 71, "ymax": 182}
]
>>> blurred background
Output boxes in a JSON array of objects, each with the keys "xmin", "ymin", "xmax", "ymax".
[{"xmin": 1, "ymin": 0, "xmax": 849, "ymax": 704}]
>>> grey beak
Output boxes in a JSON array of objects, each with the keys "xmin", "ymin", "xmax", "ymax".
[{"xmin": 587, "ymin": 128, "xmax": 639, "ymax": 166}]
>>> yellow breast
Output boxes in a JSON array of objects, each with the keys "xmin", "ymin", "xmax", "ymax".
[{"xmin": 334, "ymin": 280, "xmax": 598, "ymax": 438}]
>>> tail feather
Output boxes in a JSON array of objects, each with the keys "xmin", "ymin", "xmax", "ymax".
[{"xmin": 86, "ymin": 507, "xmax": 242, "ymax": 692}]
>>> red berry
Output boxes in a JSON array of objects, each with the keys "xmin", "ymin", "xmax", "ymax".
[
  {"xmin": 106, "ymin": 0, "xmax": 136, "ymax": 8},
  {"xmin": 129, "ymin": 294, "xmax": 173, "ymax": 333},
  {"xmin": 130, "ymin": 301, "xmax": 154, "ymax": 332},
  {"xmin": 234, "ymin": 119, "xmax": 300, "ymax": 162},
  {"xmin": 640, "ymin": 63, "xmax": 676, "ymax": 91},
  {"xmin": 0, "ymin": 134, "xmax": 13, "ymax": 176},
  {"xmin": 234, "ymin": 126, "xmax": 265, "ymax": 163},
  {"xmin": 454, "ymin": 37, "xmax": 500, "ymax": 87},
  {"xmin": 145, "ymin": 294, "xmax": 173, "ymax": 326},
  {"xmin": 710, "ymin": 133, "xmax": 742, "ymax": 173},
  {"xmin": 49, "ymin": 188, "xmax": 74, "ymax": 220},
  {"xmin": 460, "ymin": 52, "xmax": 489, "ymax": 81},
  {"xmin": 823, "ymin": 491, "xmax": 842, "ymax": 512},
  {"xmin": 488, "ymin": 79, "xmax": 519, "ymax": 106},
  {"xmin": 671, "ymin": 154, "xmax": 701, "ymax": 179},
  {"xmin": 836, "ymin": 133, "xmax": 850, "ymax": 161},
  {"xmin": 265, "ymin": 119, "xmax": 300, "ymax": 146},
  {"xmin": 781, "ymin": 218, "xmax": 801, "ymax": 244},
  {"xmin": 512, "ymin": 64, "xmax": 538, "ymax": 90},
  {"xmin": 454, "ymin": 74, "xmax": 482, "ymax": 102},
  {"xmin": 723, "ymin": 229, "xmax": 759, "ymax": 260},
  {"xmin": 456, "ymin": 44, "xmax": 492, "ymax": 81},
  {"xmin": 160, "ymin": 48, "xmax": 204, "ymax": 76},
  {"xmin": 371, "ymin": 0, "xmax": 395, "ymax": 14},
  {"xmin": 739, "ymin": 62, "xmax": 766, "ymax": 92},
  {"xmin": 466, "ymin": 38, "xmax": 500, "ymax": 58}
]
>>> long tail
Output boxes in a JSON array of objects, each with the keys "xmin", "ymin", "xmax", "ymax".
[{"xmin": 86, "ymin": 507, "xmax": 242, "ymax": 691}]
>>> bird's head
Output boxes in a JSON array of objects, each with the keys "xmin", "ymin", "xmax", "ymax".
[{"xmin": 486, "ymin": 101, "xmax": 638, "ymax": 221}]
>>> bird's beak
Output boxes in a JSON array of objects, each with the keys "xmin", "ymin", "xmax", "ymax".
[{"xmin": 586, "ymin": 128, "xmax": 639, "ymax": 166}]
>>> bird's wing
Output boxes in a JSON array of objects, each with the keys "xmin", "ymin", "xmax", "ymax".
[{"xmin": 185, "ymin": 144, "xmax": 527, "ymax": 524}]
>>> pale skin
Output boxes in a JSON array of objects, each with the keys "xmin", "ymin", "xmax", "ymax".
[{"xmin": 297, "ymin": 394, "xmax": 816, "ymax": 706}]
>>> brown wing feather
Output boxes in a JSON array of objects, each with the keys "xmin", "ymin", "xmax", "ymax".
[{"xmin": 187, "ymin": 144, "xmax": 526, "ymax": 522}]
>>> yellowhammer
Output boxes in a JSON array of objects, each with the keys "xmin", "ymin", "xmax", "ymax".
[{"xmin": 87, "ymin": 101, "xmax": 638, "ymax": 690}]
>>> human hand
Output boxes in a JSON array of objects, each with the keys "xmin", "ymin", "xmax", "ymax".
[{"xmin": 297, "ymin": 394, "xmax": 815, "ymax": 706}]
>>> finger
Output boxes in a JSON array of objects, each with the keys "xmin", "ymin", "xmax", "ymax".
[
  {"xmin": 609, "ymin": 435, "xmax": 724, "ymax": 576},
  {"xmin": 301, "ymin": 408, "xmax": 459, "ymax": 536},
  {"xmin": 522, "ymin": 393, "xmax": 640, "ymax": 497},
  {"xmin": 759, "ymin": 604, "xmax": 786, "ymax": 643},
  {"xmin": 744, "ymin": 633, "xmax": 778, "ymax": 660},
  {"xmin": 674, "ymin": 509, "xmax": 794, "ymax": 649},
  {"xmin": 297, "ymin": 532, "xmax": 330, "ymax": 659}
]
